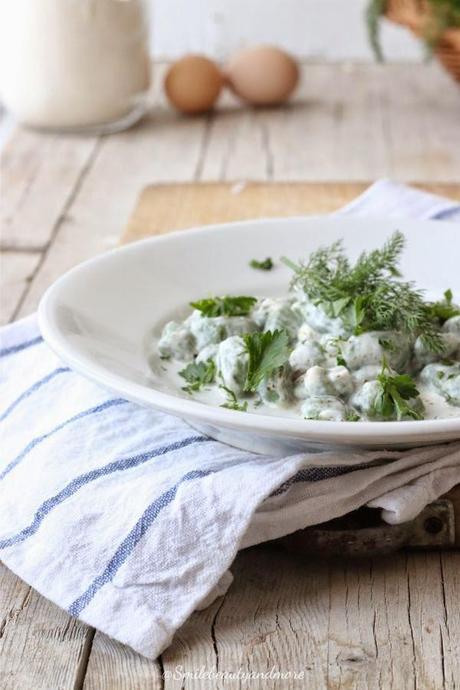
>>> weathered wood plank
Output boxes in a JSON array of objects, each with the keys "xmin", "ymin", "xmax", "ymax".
[
  {"xmin": 327, "ymin": 555, "xmax": 413, "ymax": 689},
  {"xmin": 16, "ymin": 111, "xmax": 209, "ymax": 318},
  {"xmin": 200, "ymin": 99, "xmax": 272, "ymax": 181},
  {"xmin": 405, "ymin": 552, "xmax": 453, "ymax": 690},
  {"xmin": 0, "ymin": 129, "xmax": 98, "ymax": 250},
  {"xmin": 0, "ymin": 564, "xmax": 93, "ymax": 690},
  {"xmin": 82, "ymin": 631, "xmax": 163, "ymax": 690},
  {"xmin": 162, "ymin": 546, "xmax": 330, "ymax": 690},
  {"xmin": 381, "ymin": 63, "xmax": 460, "ymax": 183},
  {"xmin": 440, "ymin": 552, "xmax": 460, "ymax": 689},
  {"xmin": 266, "ymin": 64, "xmax": 389, "ymax": 182},
  {"xmin": 0, "ymin": 251, "xmax": 41, "ymax": 324},
  {"xmin": 201, "ymin": 64, "xmax": 460, "ymax": 184},
  {"xmin": 265, "ymin": 64, "xmax": 460, "ymax": 183},
  {"xmin": 159, "ymin": 547, "xmax": 460, "ymax": 690}
]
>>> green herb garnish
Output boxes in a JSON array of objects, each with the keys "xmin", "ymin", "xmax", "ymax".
[
  {"xmin": 345, "ymin": 410, "xmax": 361, "ymax": 422},
  {"xmin": 219, "ymin": 385, "xmax": 248, "ymax": 412},
  {"xmin": 250, "ymin": 257, "xmax": 274, "ymax": 271},
  {"xmin": 366, "ymin": 0, "xmax": 386, "ymax": 61},
  {"xmin": 243, "ymin": 330, "xmax": 290, "ymax": 392},
  {"xmin": 282, "ymin": 231, "xmax": 444, "ymax": 353},
  {"xmin": 373, "ymin": 359, "xmax": 423, "ymax": 421},
  {"xmin": 179, "ymin": 359, "xmax": 216, "ymax": 394},
  {"xmin": 191, "ymin": 296, "xmax": 257, "ymax": 318},
  {"xmin": 426, "ymin": 289, "xmax": 460, "ymax": 325}
]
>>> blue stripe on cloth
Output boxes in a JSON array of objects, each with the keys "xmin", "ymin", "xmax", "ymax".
[
  {"xmin": 68, "ymin": 467, "xmax": 215, "ymax": 617},
  {"xmin": 0, "ymin": 398, "xmax": 128, "ymax": 481},
  {"xmin": 0, "ymin": 436, "xmax": 210, "ymax": 550},
  {"xmin": 432, "ymin": 207, "xmax": 460, "ymax": 220},
  {"xmin": 270, "ymin": 462, "xmax": 376, "ymax": 496},
  {"xmin": 0, "ymin": 367, "xmax": 71, "ymax": 423},
  {"xmin": 0, "ymin": 335, "xmax": 43, "ymax": 358}
]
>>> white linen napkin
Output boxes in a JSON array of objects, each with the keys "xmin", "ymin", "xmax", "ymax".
[{"xmin": 1, "ymin": 180, "xmax": 459, "ymax": 659}]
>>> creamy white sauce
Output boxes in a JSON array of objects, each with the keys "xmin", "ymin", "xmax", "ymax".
[
  {"xmin": 418, "ymin": 386, "xmax": 460, "ymax": 420},
  {"xmin": 164, "ymin": 375, "xmax": 460, "ymax": 421},
  {"xmin": 153, "ymin": 293, "xmax": 460, "ymax": 422}
]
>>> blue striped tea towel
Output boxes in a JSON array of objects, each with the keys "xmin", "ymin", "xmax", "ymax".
[{"xmin": 1, "ymin": 181, "xmax": 460, "ymax": 659}]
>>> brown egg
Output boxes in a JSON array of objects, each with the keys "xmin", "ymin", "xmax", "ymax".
[
  {"xmin": 164, "ymin": 55, "xmax": 223, "ymax": 115},
  {"xmin": 225, "ymin": 45, "xmax": 299, "ymax": 106}
]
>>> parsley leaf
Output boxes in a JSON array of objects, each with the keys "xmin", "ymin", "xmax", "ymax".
[
  {"xmin": 190, "ymin": 296, "xmax": 257, "ymax": 318},
  {"xmin": 179, "ymin": 359, "xmax": 216, "ymax": 394},
  {"xmin": 243, "ymin": 330, "xmax": 290, "ymax": 392},
  {"xmin": 374, "ymin": 360, "xmax": 423, "ymax": 421},
  {"xmin": 250, "ymin": 257, "xmax": 274, "ymax": 271},
  {"xmin": 219, "ymin": 385, "xmax": 248, "ymax": 412}
]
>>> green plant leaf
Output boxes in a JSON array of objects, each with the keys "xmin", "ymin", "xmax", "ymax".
[
  {"xmin": 190, "ymin": 296, "xmax": 257, "ymax": 318},
  {"xmin": 249, "ymin": 257, "xmax": 274, "ymax": 271},
  {"xmin": 179, "ymin": 359, "xmax": 216, "ymax": 393},
  {"xmin": 243, "ymin": 330, "xmax": 290, "ymax": 392},
  {"xmin": 374, "ymin": 360, "xmax": 423, "ymax": 420}
]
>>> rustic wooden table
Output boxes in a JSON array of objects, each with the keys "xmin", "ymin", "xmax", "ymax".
[{"xmin": 1, "ymin": 63, "xmax": 460, "ymax": 689}]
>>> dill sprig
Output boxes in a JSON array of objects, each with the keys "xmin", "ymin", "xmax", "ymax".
[
  {"xmin": 282, "ymin": 231, "xmax": 444, "ymax": 353},
  {"xmin": 219, "ymin": 385, "xmax": 248, "ymax": 412}
]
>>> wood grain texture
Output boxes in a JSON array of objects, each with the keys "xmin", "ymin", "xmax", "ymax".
[
  {"xmin": 0, "ymin": 251, "xmax": 40, "ymax": 324},
  {"xmin": 200, "ymin": 63, "xmax": 460, "ymax": 184},
  {"xmin": 160, "ymin": 546, "xmax": 460, "ymax": 690},
  {"xmin": 0, "ymin": 129, "xmax": 98, "ymax": 250},
  {"xmin": 0, "ymin": 564, "xmax": 93, "ymax": 690},
  {"xmin": 82, "ymin": 632, "xmax": 163, "ymax": 690},
  {"xmin": 123, "ymin": 181, "xmax": 460, "ymax": 244},
  {"xmin": 15, "ymin": 112, "xmax": 209, "ymax": 319},
  {"xmin": 439, "ymin": 552, "xmax": 460, "ymax": 688}
]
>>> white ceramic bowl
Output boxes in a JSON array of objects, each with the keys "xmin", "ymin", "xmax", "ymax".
[{"xmin": 38, "ymin": 215, "xmax": 460, "ymax": 453}]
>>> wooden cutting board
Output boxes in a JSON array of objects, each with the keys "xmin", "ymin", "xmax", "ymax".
[
  {"xmin": 122, "ymin": 181, "xmax": 460, "ymax": 243},
  {"xmin": 123, "ymin": 181, "xmax": 460, "ymax": 552}
]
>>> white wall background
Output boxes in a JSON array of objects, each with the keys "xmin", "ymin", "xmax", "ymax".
[{"xmin": 152, "ymin": 0, "xmax": 423, "ymax": 61}]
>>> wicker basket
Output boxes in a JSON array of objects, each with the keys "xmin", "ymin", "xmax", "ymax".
[{"xmin": 386, "ymin": 0, "xmax": 460, "ymax": 83}]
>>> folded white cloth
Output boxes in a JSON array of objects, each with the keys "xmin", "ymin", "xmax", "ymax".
[{"xmin": 0, "ymin": 180, "xmax": 459, "ymax": 659}]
